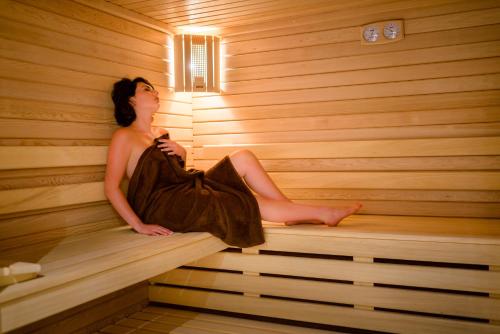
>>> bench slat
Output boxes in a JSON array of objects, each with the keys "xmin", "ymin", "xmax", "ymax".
[
  {"xmin": 150, "ymin": 287, "xmax": 499, "ymax": 334},
  {"xmin": 0, "ymin": 229, "xmax": 225, "ymax": 304},
  {"xmin": 264, "ymin": 215, "xmax": 500, "ymax": 244},
  {"xmin": 0, "ymin": 231, "xmax": 226, "ymax": 332},
  {"xmin": 153, "ymin": 268, "xmax": 500, "ymax": 320},
  {"xmin": 186, "ymin": 252, "xmax": 500, "ymax": 293}
]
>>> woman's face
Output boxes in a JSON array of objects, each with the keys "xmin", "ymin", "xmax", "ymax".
[{"xmin": 129, "ymin": 81, "xmax": 159, "ymax": 112}]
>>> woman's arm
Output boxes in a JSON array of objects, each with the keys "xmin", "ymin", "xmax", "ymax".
[{"xmin": 104, "ymin": 130, "xmax": 172, "ymax": 236}]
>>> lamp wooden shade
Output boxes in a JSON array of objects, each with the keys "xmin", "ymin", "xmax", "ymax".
[{"xmin": 174, "ymin": 34, "xmax": 220, "ymax": 92}]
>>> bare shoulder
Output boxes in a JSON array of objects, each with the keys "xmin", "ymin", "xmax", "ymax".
[{"xmin": 110, "ymin": 127, "xmax": 133, "ymax": 144}]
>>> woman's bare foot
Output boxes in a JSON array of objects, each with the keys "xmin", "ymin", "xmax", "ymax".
[
  {"xmin": 320, "ymin": 203, "xmax": 362, "ymax": 227},
  {"xmin": 284, "ymin": 203, "xmax": 362, "ymax": 227}
]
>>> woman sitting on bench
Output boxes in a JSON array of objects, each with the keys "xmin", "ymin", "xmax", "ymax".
[{"xmin": 104, "ymin": 77, "xmax": 362, "ymax": 247}]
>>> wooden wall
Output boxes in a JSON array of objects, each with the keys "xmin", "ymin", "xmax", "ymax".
[
  {"xmin": 0, "ymin": 0, "xmax": 189, "ymax": 259},
  {"xmin": 192, "ymin": 0, "xmax": 500, "ymax": 218}
]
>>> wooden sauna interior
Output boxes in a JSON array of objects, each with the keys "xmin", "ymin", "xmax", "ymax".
[{"xmin": 0, "ymin": 0, "xmax": 499, "ymax": 333}]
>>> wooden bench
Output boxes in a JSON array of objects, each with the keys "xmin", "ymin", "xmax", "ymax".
[
  {"xmin": 2, "ymin": 137, "xmax": 498, "ymax": 333},
  {"xmin": 150, "ymin": 215, "xmax": 500, "ymax": 334},
  {"xmin": 0, "ymin": 226, "xmax": 226, "ymax": 333},
  {"xmin": 0, "ymin": 139, "xmax": 216, "ymax": 333}
]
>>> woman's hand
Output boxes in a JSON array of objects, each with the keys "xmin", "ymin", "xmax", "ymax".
[
  {"xmin": 134, "ymin": 223, "xmax": 174, "ymax": 236},
  {"xmin": 157, "ymin": 139, "xmax": 186, "ymax": 160}
]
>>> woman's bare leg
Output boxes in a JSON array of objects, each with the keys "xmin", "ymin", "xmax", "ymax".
[
  {"xmin": 229, "ymin": 149, "xmax": 289, "ymax": 201},
  {"xmin": 255, "ymin": 195, "xmax": 362, "ymax": 226},
  {"xmin": 229, "ymin": 149, "xmax": 362, "ymax": 226}
]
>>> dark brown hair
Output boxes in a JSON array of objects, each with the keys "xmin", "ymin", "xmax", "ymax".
[{"xmin": 111, "ymin": 77, "xmax": 154, "ymax": 127}]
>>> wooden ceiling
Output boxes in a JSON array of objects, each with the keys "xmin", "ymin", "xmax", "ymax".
[{"xmin": 105, "ymin": 0, "xmax": 375, "ymax": 34}]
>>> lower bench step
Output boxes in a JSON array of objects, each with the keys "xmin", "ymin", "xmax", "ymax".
[{"xmin": 99, "ymin": 305, "xmax": 341, "ymax": 334}]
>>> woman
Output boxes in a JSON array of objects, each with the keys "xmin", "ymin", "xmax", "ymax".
[{"xmin": 104, "ymin": 77, "xmax": 361, "ymax": 245}]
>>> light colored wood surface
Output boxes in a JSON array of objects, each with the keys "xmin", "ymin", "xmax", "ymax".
[
  {"xmin": 19, "ymin": 283, "xmax": 147, "ymax": 334},
  {"xmin": 262, "ymin": 215, "xmax": 500, "ymax": 243},
  {"xmin": 194, "ymin": 137, "xmax": 500, "ymax": 159},
  {"xmin": 0, "ymin": 227, "xmax": 226, "ymax": 333},
  {"xmin": 193, "ymin": 136, "xmax": 500, "ymax": 218},
  {"xmin": 0, "ymin": 203, "xmax": 119, "ymax": 243},
  {"xmin": 223, "ymin": 57, "xmax": 500, "ymax": 94},
  {"xmin": 153, "ymin": 268, "xmax": 500, "ymax": 320},
  {"xmin": 266, "ymin": 171, "xmax": 500, "ymax": 190},
  {"xmin": 0, "ymin": 182, "xmax": 106, "ymax": 215},
  {"xmin": 187, "ymin": 0, "xmax": 500, "ymax": 219},
  {"xmin": 150, "ymin": 287, "xmax": 499, "ymax": 334},
  {"xmin": 1, "ymin": 1, "xmax": 500, "ymax": 332},
  {"xmin": 225, "ymin": 41, "xmax": 500, "ymax": 81},
  {"xmin": 151, "ymin": 214, "xmax": 500, "ymax": 332},
  {"xmin": 193, "ymin": 90, "xmax": 500, "ymax": 122},
  {"xmin": 255, "ymin": 231, "xmax": 500, "ymax": 265},
  {"xmin": 225, "ymin": 12, "xmax": 500, "ymax": 56},
  {"xmin": 0, "ymin": 3, "xmax": 199, "ymax": 332},
  {"xmin": 0, "ymin": 0, "xmax": 196, "ymax": 285},
  {"xmin": 194, "ymin": 105, "xmax": 500, "ymax": 134},
  {"xmin": 0, "ymin": 146, "xmax": 107, "ymax": 169},
  {"xmin": 105, "ymin": 0, "xmax": 385, "ymax": 34},
  {"xmin": 101, "ymin": 306, "xmax": 340, "ymax": 334},
  {"xmin": 186, "ymin": 252, "xmax": 500, "ymax": 293},
  {"xmin": 193, "ymin": 123, "xmax": 500, "ymax": 146},
  {"xmin": 0, "ymin": 146, "xmax": 193, "ymax": 170}
]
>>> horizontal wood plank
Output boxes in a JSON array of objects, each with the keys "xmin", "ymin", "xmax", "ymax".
[
  {"xmin": 0, "ymin": 166, "xmax": 106, "ymax": 190},
  {"xmin": 0, "ymin": 97, "xmax": 113, "ymax": 124},
  {"xmin": 0, "ymin": 146, "xmax": 107, "ymax": 169},
  {"xmin": 196, "ymin": 74, "xmax": 500, "ymax": 108},
  {"xmin": 0, "ymin": 219, "xmax": 122, "ymax": 255},
  {"xmin": 0, "ymin": 56, "xmax": 165, "ymax": 95},
  {"xmin": 222, "ymin": 0, "xmax": 498, "ymax": 39},
  {"xmin": 2, "ymin": 0, "xmax": 166, "ymax": 52},
  {"xmin": 150, "ymin": 287, "xmax": 499, "ymax": 334},
  {"xmin": 154, "ymin": 268, "xmax": 500, "ymax": 319},
  {"xmin": 224, "ymin": 7, "xmax": 500, "ymax": 54},
  {"xmin": 0, "ymin": 231, "xmax": 226, "ymax": 332},
  {"xmin": 256, "ymin": 229, "xmax": 500, "ymax": 264},
  {"xmin": 225, "ymin": 23, "xmax": 500, "ymax": 68},
  {"xmin": 0, "ymin": 182, "xmax": 106, "ymax": 215},
  {"xmin": 0, "ymin": 118, "xmax": 192, "ymax": 141},
  {"xmin": 186, "ymin": 252, "xmax": 500, "ymax": 293},
  {"xmin": 194, "ymin": 156, "xmax": 500, "ymax": 172},
  {"xmin": 0, "ymin": 36, "xmax": 166, "ymax": 87},
  {"xmin": 292, "ymin": 199, "xmax": 499, "ymax": 218},
  {"xmin": 194, "ymin": 106, "xmax": 500, "ymax": 135},
  {"xmin": 193, "ymin": 123, "xmax": 500, "ymax": 145},
  {"xmin": 225, "ymin": 41, "xmax": 500, "ymax": 82},
  {"xmin": 194, "ymin": 137, "xmax": 500, "ymax": 159},
  {"xmin": 223, "ymin": 58, "xmax": 500, "ymax": 94},
  {"xmin": 266, "ymin": 171, "xmax": 500, "ymax": 190},
  {"xmin": 194, "ymin": 91, "xmax": 500, "ymax": 122},
  {"xmin": 0, "ymin": 203, "xmax": 119, "ymax": 241},
  {"xmin": 153, "ymin": 113, "xmax": 192, "ymax": 128},
  {"xmin": 139, "ymin": 306, "xmax": 338, "ymax": 334}
]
